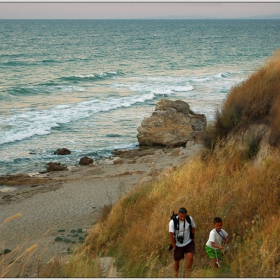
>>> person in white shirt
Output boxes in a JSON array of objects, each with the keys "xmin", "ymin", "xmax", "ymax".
[
  {"xmin": 205, "ymin": 217, "xmax": 230, "ymax": 268},
  {"xmin": 169, "ymin": 207, "xmax": 196, "ymax": 277}
]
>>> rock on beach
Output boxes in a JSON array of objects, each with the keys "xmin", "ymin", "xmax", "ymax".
[
  {"xmin": 137, "ymin": 98, "xmax": 207, "ymax": 146},
  {"xmin": 46, "ymin": 162, "xmax": 68, "ymax": 172},
  {"xmin": 79, "ymin": 156, "xmax": 94, "ymax": 165}
]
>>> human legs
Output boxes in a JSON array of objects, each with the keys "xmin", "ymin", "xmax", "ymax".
[
  {"xmin": 205, "ymin": 246, "xmax": 220, "ymax": 268},
  {"xmin": 185, "ymin": 252, "xmax": 194, "ymax": 277},
  {"xmin": 174, "ymin": 253, "xmax": 194, "ymax": 278},
  {"xmin": 174, "ymin": 260, "xmax": 180, "ymax": 278},
  {"xmin": 212, "ymin": 257, "xmax": 218, "ymax": 268},
  {"xmin": 174, "ymin": 241, "xmax": 195, "ymax": 277},
  {"xmin": 174, "ymin": 247, "xmax": 184, "ymax": 278}
]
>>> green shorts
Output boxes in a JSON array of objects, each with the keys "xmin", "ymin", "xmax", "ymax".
[{"xmin": 205, "ymin": 245, "xmax": 221, "ymax": 259}]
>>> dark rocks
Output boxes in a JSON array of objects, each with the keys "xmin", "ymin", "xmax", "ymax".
[
  {"xmin": 112, "ymin": 148, "xmax": 156, "ymax": 158},
  {"xmin": 79, "ymin": 156, "xmax": 94, "ymax": 165},
  {"xmin": 0, "ymin": 174, "xmax": 48, "ymax": 186},
  {"xmin": 54, "ymin": 148, "xmax": 71, "ymax": 155},
  {"xmin": 46, "ymin": 162, "xmax": 67, "ymax": 172}
]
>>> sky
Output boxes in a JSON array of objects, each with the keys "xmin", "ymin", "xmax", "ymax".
[{"xmin": 0, "ymin": 2, "xmax": 280, "ymax": 19}]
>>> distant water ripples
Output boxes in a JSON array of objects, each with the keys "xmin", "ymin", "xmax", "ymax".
[{"xmin": 0, "ymin": 19, "xmax": 279, "ymax": 174}]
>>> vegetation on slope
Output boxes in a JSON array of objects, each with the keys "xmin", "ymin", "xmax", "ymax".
[
  {"xmin": 83, "ymin": 145, "xmax": 279, "ymax": 277},
  {"xmin": 215, "ymin": 50, "xmax": 280, "ymax": 147}
]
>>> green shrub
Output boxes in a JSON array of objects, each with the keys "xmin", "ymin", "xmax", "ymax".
[{"xmin": 54, "ymin": 237, "xmax": 63, "ymax": 242}]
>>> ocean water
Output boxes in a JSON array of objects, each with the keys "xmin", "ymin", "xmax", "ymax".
[{"xmin": 1, "ymin": 19, "xmax": 280, "ymax": 175}]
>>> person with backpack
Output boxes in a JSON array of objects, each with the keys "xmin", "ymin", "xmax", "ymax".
[
  {"xmin": 169, "ymin": 207, "xmax": 196, "ymax": 277},
  {"xmin": 205, "ymin": 216, "xmax": 230, "ymax": 268}
]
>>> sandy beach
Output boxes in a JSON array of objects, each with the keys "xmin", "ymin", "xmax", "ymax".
[{"xmin": 0, "ymin": 143, "xmax": 202, "ymax": 274}]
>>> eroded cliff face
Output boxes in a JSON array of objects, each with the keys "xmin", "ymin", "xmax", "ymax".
[
  {"xmin": 137, "ymin": 98, "xmax": 207, "ymax": 147},
  {"xmin": 226, "ymin": 123, "xmax": 280, "ymax": 165}
]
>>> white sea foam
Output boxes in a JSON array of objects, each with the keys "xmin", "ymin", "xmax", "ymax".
[
  {"xmin": 23, "ymin": 85, "xmax": 86, "ymax": 93},
  {"xmin": 0, "ymin": 92, "xmax": 155, "ymax": 145},
  {"xmin": 75, "ymin": 71, "xmax": 120, "ymax": 79},
  {"xmin": 190, "ymin": 77, "xmax": 211, "ymax": 82},
  {"xmin": 214, "ymin": 73, "xmax": 223, "ymax": 78},
  {"xmin": 111, "ymin": 76, "xmax": 194, "ymax": 95},
  {"xmin": 112, "ymin": 72, "xmax": 242, "ymax": 98},
  {"xmin": 76, "ymin": 74, "xmax": 96, "ymax": 78}
]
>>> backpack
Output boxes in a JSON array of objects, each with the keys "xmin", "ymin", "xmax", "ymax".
[{"xmin": 169, "ymin": 211, "xmax": 194, "ymax": 250}]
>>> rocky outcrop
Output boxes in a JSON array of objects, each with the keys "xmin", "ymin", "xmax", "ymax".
[
  {"xmin": 54, "ymin": 148, "xmax": 71, "ymax": 155},
  {"xmin": 227, "ymin": 123, "xmax": 280, "ymax": 165},
  {"xmin": 112, "ymin": 148, "xmax": 156, "ymax": 158},
  {"xmin": 137, "ymin": 98, "xmax": 207, "ymax": 146},
  {"xmin": 79, "ymin": 156, "xmax": 94, "ymax": 165}
]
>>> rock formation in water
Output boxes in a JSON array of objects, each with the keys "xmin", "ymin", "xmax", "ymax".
[{"xmin": 137, "ymin": 98, "xmax": 207, "ymax": 146}]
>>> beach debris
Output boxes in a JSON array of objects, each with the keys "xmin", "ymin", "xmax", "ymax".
[
  {"xmin": 135, "ymin": 155, "xmax": 155, "ymax": 163},
  {"xmin": 0, "ymin": 186, "xmax": 18, "ymax": 193},
  {"xmin": 137, "ymin": 98, "xmax": 207, "ymax": 146},
  {"xmin": 79, "ymin": 156, "xmax": 94, "ymax": 165},
  {"xmin": 113, "ymin": 157, "xmax": 123, "ymax": 164},
  {"xmin": 67, "ymin": 166, "xmax": 80, "ymax": 171},
  {"xmin": 154, "ymin": 149, "xmax": 165, "ymax": 156},
  {"xmin": 54, "ymin": 148, "xmax": 71, "ymax": 155},
  {"xmin": 103, "ymin": 159, "xmax": 115, "ymax": 165},
  {"xmin": 28, "ymin": 172, "xmax": 49, "ymax": 178},
  {"xmin": 168, "ymin": 147, "xmax": 182, "ymax": 156},
  {"xmin": 28, "ymin": 172, "xmax": 40, "ymax": 177}
]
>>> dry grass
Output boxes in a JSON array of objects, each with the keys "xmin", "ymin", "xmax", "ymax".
[
  {"xmin": 215, "ymin": 49, "xmax": 280, "ymax": 146},
  {"xmin": 0, "ymin": 213, "xmax": 38, "ymax": 278},
  {"xmin": 80, "ymin": 143, "xmax": 280, "ymax": 277},
  {"xmin": 0, "ymin": 219, "xmax": 100, "ymax": 278},
  {"xmin": 0, "ymin": 242, "xmax": 38, "ymax": 277}
]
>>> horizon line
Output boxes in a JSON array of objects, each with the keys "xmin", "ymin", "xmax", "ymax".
[{"xmin": 1, "ymin": 17, "xmax": 280, "ymax": 20}]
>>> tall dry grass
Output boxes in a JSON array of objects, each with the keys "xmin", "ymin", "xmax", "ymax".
[
  {"xmin": 215, "ymin": 49, "xmax": 280, "ymax": 146},
  {"xmin": 82, "ymin": 143, "xmax": 280, "ymax": 277},
  {"xmin": 0, "ymin": 213, "xmax": 100, "ymax": 278},
  {"xmin": 0, "ymin": 213, "xmax": 39, "ymax": 278}
]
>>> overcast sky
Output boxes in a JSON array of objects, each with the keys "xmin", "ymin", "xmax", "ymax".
[{"xmin": 0, "ymin": 2, "xmax": 280, "ymax": 19}]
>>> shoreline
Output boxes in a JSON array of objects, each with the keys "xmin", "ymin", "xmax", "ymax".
[{"xmin": 0, "ymin": 143, "xmax": 203, "ymax": 276}]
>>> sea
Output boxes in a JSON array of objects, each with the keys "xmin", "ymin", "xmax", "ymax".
[{"xmin": 1, "ymin": 19, "xmax": 280, "ymax": 175}]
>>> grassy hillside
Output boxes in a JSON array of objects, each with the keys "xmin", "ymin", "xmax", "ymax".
[
  {"xmin": 215, "ymin": 49, "xmax": 280, "ymax": 147},
  {"xmin": 81, "ymin": 145, "xmax": 279, "ymax": 277},
  {"xmin": 75, "ymin": 50, "xmax": 280, "ymax": 278}
]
